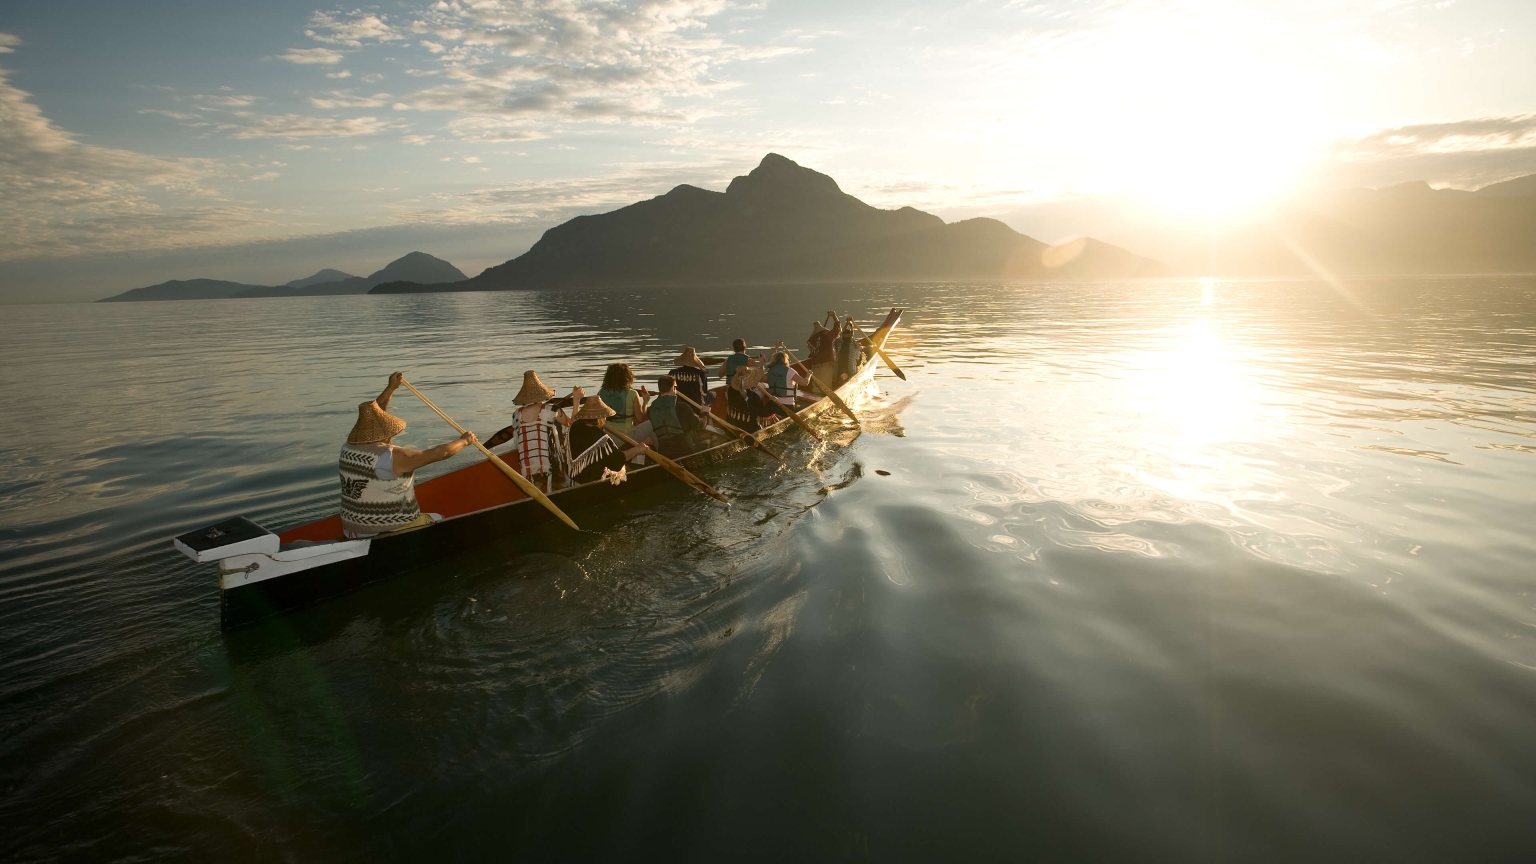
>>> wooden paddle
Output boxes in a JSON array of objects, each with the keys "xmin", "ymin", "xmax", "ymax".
[
  {"xmin": 753, "ymin": 383, "xmax": 827, "ymax": 441},
  {"xmin": 779, "ymin": 347, "xmax": 860, "ymax": 426},
  {"xmin": 399, "ymin": 378, "xmax": 581, "ymax": 531},
  {"xmin": 846, "ymin": 318, "xmax": 907, "ymax": 381},
  {"xmin": 604, "ymin": 426, "xmax": 729, "ymax": 505},
  {"xmin": 673, "ymin": 391, "xmax": 790, "ymax": 465}
]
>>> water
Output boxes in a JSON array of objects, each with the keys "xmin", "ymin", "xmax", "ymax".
[{"xmin": 3, "ymin": 279, "xmax": 1535, "ymax": 861}]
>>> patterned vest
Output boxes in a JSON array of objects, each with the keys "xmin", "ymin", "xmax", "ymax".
[
  {"xmin": 338, "ymin": 443, "xmax": 422, "ymax": 536},
  {"xmin": 649, "ymin": 394, "xmax": 686, "ymax": 439}
]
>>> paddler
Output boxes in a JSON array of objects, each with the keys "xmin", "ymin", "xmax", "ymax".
[
  {"xmin": 725, "ymin": 362, "xmax": 779, "ymax": 434},
  {"xmin": 484, "ymin": 370, "xmax": 582, "ymax": 492},
  {"xmin": 339, "ymin": 372, "xmax": 476, "ymax": 538},
  {"xmin": 668, "ymin": 346, "xmax": 713, "ymax": 406},
  {"xmin": 648, "ymin": 375, "xmax": 704, "ymax": 458},
  {"xmin": 565, "ymin": 396, "xmax": 646, "ymax": 484},
  {"xmin": 806, "ymin": 314, "xmax": 841, "ymax": 395},
  {"xmin": 718, "ymin": 338, "xmax": 754, "ymax": 384},
  {"xmin": 764, "ymin": 348, "xmax": 808, "ymax": 410},
  {"xmin": 598, "ymin": 362, "xmax": 653, "ymax": 446}
]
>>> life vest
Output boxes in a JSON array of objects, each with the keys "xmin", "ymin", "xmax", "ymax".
[
  {"xmin": 724, "ymin": 353, "xmax": 750, "ymax": 382},
  {"xmin": 766, "ymin": 364, "xmax": 797, "ymax": 402},
  {"xmin": 649, "ymin": 394, "xmax": 686, "ymax": 439},
  {"xmin": 598, "ymin": 387, "xmax": 637, "ymax": 432},
  {"xmin": 338, "ymin": 443, "xmax": 422, "ymax": 536}
]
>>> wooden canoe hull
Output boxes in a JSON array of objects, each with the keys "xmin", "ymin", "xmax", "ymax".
[{"xmin": 218, "ymin": 308, "xmax": 901, "ymax": 629}]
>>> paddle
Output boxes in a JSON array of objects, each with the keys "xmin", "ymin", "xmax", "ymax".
[
  {"xmin": 779, "ymin": 346, "xmax": 860, "ymax": 426},
  {"xmin": 846, "ymin": 318, "xmax": 907, "ymax": 381},
  {"xmin": 753, "ymin": 382, "xmax": 827, "ymax": 441},
  {"xmin": 604, "ymin": 426, "xmax": 729, "ymax": 505},
  {"xmin": 673, "ymin": 391, "xmax": 791, "ymax": 464},
  {"xmin": 399, "ymin": 378, "xmax": 581, "ymax": 531}
]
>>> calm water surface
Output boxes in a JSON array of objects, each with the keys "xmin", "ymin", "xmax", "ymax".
[{"xmin": 2, "ymin": 280, "xmax": 1535, "ymax": 861}]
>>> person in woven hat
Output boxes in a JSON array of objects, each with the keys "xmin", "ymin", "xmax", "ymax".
[
  {"xmin": 668, "ymin": 346, "xmax": 712, "ymax": 408},
  {"xmin": 725, "ymin": 360, "xmax": 779, "ymax": 434},
  {"xmin": 484, "ymin": 370, "xmax": 583, "ymax": 491},
  {"xmin": 565, "ymin": 396, "xmax": 646, "ymax": 484},
  {"xmin": 339, "ymin": 372, "xmax": 476, "ymax": 538}
]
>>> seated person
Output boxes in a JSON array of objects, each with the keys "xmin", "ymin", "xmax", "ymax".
[
  {"xmin": 718, "ymin": 338, "xmax": 753, "ymax": 384},
  {"xmin": 483, "ymin": 370, "xmax": 581, "ymax": 492},
  {"xmin": 339, "ymin": 372, "xmax": 477, "ymax": 538},
  {"xmin": 648, "ymin": 375, "xmax": 704, "ymax": 459},
  {"xmin": 669, "ymin": 346, "xmax": 713, "ymax": 407},
  {"xmin": 565, "ymin": 397, "xmax": 646, "ymax": 484},
  {"xmin": 725, "ymin": 363, "xmax": 780, "ymax": 434},
  {"xmin": 597, "ymin": 362, "xmax": 653, "ymax": 445},
  {"xmin": 764, "ymin": 349, "xmax": 808, "ymax": 409}
]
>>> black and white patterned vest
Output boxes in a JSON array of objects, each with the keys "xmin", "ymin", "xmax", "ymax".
[{"xmin": 338, "ymin": 443, "xmax": 421, "ymax": 536}]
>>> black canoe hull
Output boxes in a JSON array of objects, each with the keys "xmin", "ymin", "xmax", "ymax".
[{"xmin": 219, "ymin": 310, "xmax": 898, "ymax": 629}]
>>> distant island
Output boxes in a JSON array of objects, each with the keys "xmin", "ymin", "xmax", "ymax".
[
  {"xmin": 372, "ymin": 154, "xmax": 1169, "ymax": 294},
  {"xmin": 98, "ymin": 252, "xmax": 466, "ymax": 302}
]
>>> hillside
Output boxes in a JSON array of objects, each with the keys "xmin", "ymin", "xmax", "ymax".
[
  {"xmin": 375, "ymin": 154, "xmax": 1162, "ymax": 293},
  {"xmin": 97, "ymin": 279, "xmax": 271, "ymax": 303},
  {"xmin": 1165, "ymin": 174, "xmax": 1536, "ymax": 277}
]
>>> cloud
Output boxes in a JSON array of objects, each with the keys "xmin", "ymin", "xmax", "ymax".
[
  {"xmin": 308, "ymin": 90, "xmax": 393, "ymax": 108},
  {"xmin": 280, "ymin": 47, "xmax": 344, "ymax": 64},
  {"xmin": 1310, "ymin": 114, "xmax": 1536, "ymax": 189},
  {"xmin": 1327, "ymin": 114, "xmax": 1536, "ymax": 160},
  {"xmin": 306, "ymin": 11, "xmax": 402, "ymax": 46},
  {"xmin": 0, "ymin": 32, "xmax": 20, "ymax": 53},
  {"xmin": 224, "ymin": 114, "xmax": 394, "ymax": 139},
  {"xmin": 355, "ymin": 0, "xmax": 795, "ymax": 134},
  {"xmin": 0, "ymin": 61, "xmax": 269, "ymax": 261}
]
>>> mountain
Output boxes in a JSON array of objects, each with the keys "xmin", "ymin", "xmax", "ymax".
[
  {"xmin": 239, "ymin": 252, "xmax": 467, "ymax": 298},
  {"xmin": 373, "ymin": 154, "xmax": 1163, "ymax": 294},
  {"xmin": 97, "ymin": 279, "xmax": 271, "ymax": 303},
  {"xmin": 286, "ymin": 268, "xmax": 356, "ymax": 289},
  {"xmin": 1474, "ymin": 174, "xmax": 1536, "ymax": 198},
  {"xmin": 1161, "ymin": 178, "xmax": 1536, "ymax": 277},
  {"xmin": 743, "ymin": 218, "xmax": 1169, "ymax": 281}
]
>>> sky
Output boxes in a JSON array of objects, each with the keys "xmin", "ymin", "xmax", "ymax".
[{"xmin": 3, "ymin": 0, "xmax": 1535, "ymax": 302}]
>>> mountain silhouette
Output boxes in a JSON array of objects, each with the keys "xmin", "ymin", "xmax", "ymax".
[
  {"xmin": 374, "ymin": 154, "xmax": 1165, "ymax": 293},
  {"xmin": 239, "ymin": 252, "xmax": 467, "ymax": 298},
  {"xmin": 286, "ymin": 268, "xmax": 357, "ymax": 289},
  {"xmin": 1165, "ymin": 174, "xmax": 1536, "ymax": 277},
  {"xmin": 101, "ymin": 253, "xmax": 469, "ymax": 301},
  {"xmin": 98, "ymin": 278, "xmax": 271, "ymax": 303}
]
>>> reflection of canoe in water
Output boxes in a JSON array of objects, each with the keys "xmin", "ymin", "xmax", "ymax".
[{"xmin": 174, "ymin": 309, "xmax": 903, "ymax": 630}]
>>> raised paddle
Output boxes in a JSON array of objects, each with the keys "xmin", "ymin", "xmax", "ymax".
[
  {"xmin": 673, "ymin": 390, "xmax": 790, "ymax": 464},
  {"xmin": 399, "ymin": 378, "xmax": 581, "ymax": 531},
  {"xmin": 779, "ymin": 347, "xmax": 860, "ymax": 426},
  {"xmin": 604, "ymin": 426, "xmax": 729, "ymax": 505},
  {"xmin": 846, "ymin": 318, "xmax": 907, "ymax": 381}
]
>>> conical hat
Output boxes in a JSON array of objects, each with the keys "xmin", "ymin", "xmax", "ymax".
[
  {"xmin": 811, "ymin": 321, "xmax": 826, "ymax": 333},
  {"xmin": 672, "ymin": 346, "xmax": 705, "ymax": 369},
  {"xmin": 573, "ymin": 395, "xmax": 616, "ymax": 421},
  {"xmin": 513, "ymin": 370, "xmax": 556, "ymax": 405},
  {"xmin": 731, "ymin": 363, "xmax": 765, "ymax": 392},
  {"xmin": 347, "ymin": 400, "xmax": 407, "ymax": 444}
]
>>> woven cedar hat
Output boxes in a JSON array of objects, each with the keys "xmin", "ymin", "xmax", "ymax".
[
  {"xmin": 811, "ymin": 321, "xmax": 826, "ymax": 333},
  {"xmin": 347, "ymin": 400, "xmax": 407, "ymax": 444},
  {"xmin": 672, "ymin": 346, "xmax": 706, "ymax": 370},
  {"xmin": 513, "ymin": 370, "xmax": 556, "ymax": 406},
  {"xmin": 573, "ymin": 395, "xmax": 616, "ymax": 421},
  {"xmin": 731, "ymin": 363, "xmax": 765, "ymax": 392}
]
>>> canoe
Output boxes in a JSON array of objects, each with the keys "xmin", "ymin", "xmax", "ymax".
[{"xmin": 174, "ymin": 309, "xmax": 903, "ymax": 629}]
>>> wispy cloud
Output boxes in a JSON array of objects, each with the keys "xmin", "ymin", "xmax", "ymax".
[
  {"xmin": 279, "ymin": 47, "xmax": 344, "ymax": 65},
  {"xmin": 308, "ymin": 90, "xmax": 393, "ymax": 109},
  {"xmin": 1328, "ymin": 114, "xmax": 1536, "ymax": 160},
  {"xmin": 0, "ymin": 32, "xmax": 20, "ymax": 54},
  {"xmin": 223, "ymin": 114, "xmax": 395, "ymax": 139},
  {"xmin": 0, "ymin": 61, "xmax": 266, "ymax": 260}
]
